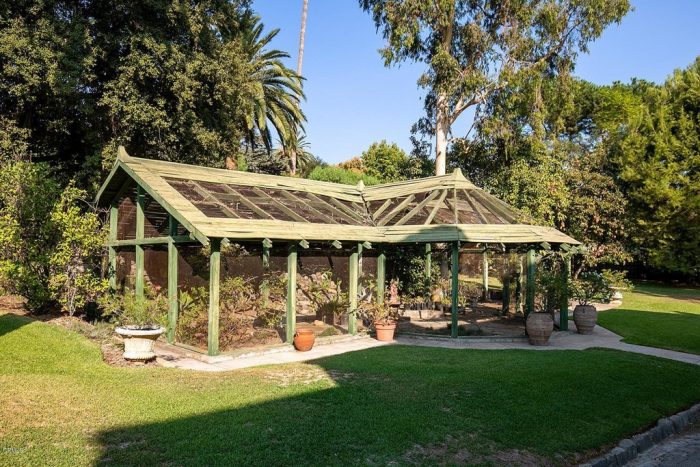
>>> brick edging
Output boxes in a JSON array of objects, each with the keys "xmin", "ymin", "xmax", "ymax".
[{"xmin": 581, "ymin": 402, "xmax": 700, "ymax": 466}]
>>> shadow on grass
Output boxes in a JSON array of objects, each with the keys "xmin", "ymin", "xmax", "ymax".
[
  {"xmin": 92, "ymin": 345, "xmax": 700, "ymax": 466},
  {"xmin": 630, "ymin": 285, "xmax": 700, "ymax": 302},
  {"xmin": 0, "ymin": 313, "xmax": 31, "ymax": 338}
]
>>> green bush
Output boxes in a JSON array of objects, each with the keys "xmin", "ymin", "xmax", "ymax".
[{"xmin": 307, "ymin": 165, "xmax": 381, "ymax": 186}]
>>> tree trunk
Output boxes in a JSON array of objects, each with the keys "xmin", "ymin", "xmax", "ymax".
[
  {"xmin": 289, "ymin": 0, "xmax": 309, "ymax": 176},
  {"xmin": 435, "ymin": 92, "xmax": 449, "ymax": 176},
  {"xmin": 297, "ymin": 0, "xmax": 309, "ymax": 76}
]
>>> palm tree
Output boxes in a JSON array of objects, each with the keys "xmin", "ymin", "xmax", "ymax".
[
  {"xmin": 239, "ymin": 15, "xmax": 306, "ymax": 152},
  {"xmin": 273, "ymin": 134, "xmax": 317, "ymax": 176}
]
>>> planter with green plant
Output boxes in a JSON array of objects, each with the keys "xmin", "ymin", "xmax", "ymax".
[
  {"xmin": 571, "ymin": 272, "xmax": 610, "ymax": 334},
  {"xmin": 527, "ymin": 260, "xmax": 568, "ymax": 346},
  {"xmin": 601, "ymin": 269, "xmax": 633, "ymax": 301},
  {"xmin": 358, "ymin": 301, "xmax": 400, "ymax": 341},
  {"xmin": 100, "ymin": 291, "xmax": 167, "ymax": 360}
]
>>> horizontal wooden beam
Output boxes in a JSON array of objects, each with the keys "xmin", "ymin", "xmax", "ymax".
[{"xmin": 108, "ymin": 235, "xmax": 196, "ymax": 247}]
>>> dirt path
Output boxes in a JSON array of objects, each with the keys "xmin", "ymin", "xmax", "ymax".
[{"xmin": 626, "ymin": 422, "xmax": 700, "ymax": 467}]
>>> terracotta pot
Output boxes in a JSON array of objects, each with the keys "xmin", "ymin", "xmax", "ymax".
[
  {"xmin": 116, "ymin": 325, "xmax": 164, "ymax": 361},
  {"xmin": 293, "ymin": 329, "xmax": 316, "ymax": 351},
  {"xmin": 574, "ymin": 304, "xmax": 597, "ymax": 334},
  {"xmin": 526, "ymin": 312, "xmax": 553, "ymax": 346},
  {"xmin": 374, "ymin": 320, "xmax": 397, "ymax": 342}
]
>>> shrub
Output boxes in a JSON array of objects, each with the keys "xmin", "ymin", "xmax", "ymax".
[
  {"xmin": 571, "ymin": 271, "xmax": 611, "ymax": 306},
  {"xmin": 99, "ymin": 288, "xmax": 168, "ymax": 329},
  {"xmin": 307, "ymin": 165, "xmax": 381, "ymax": 186},
  {"xmin": 48, "ymin": 184, "xmax": 108, "ymax": 316}
]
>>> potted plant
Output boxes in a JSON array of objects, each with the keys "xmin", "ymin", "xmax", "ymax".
[
  {"xmin": 100, "ymin": 291, "xmax": 167, "ymax": 361},
  {"xmin": 526, "ymin": 265, "xmax": 566, "ymax": 345},
  {"xmin": 358, "ymin": 301, "xmax": 400, "ymax": 341},
  {"xmin": 293, "ymin": 328, "xmax": 315, "ymax": 351},
  {"xmin": 601, "ymin": 269, "xmax": 633, "ymax": 302},
  {"xmin": 571, "ymin": 272, "xmax": 611, "ymax": 334}
]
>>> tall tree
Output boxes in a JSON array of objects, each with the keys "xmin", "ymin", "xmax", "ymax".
[
  {"xmin": 360, "ymin": 0, "xmax": 630, "ymax": 175},
  {"xmin": 287, "ymin": 0, "xmax": 310, "ymax": 175}
]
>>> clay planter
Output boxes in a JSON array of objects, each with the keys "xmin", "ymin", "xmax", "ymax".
[
  {"xmin": 116, "ymin": 325, "xmax": 164, "ymax": 361},
  {"xmin": 293, "ymin": 329, "xmax": 316, "ymax": 351},
  {"xmin": 574, "ymin": 305, "xmax": 598, "ymax": 334},
  {"xmin": 526, "ymin": 313, "xmax": 553, "ymax": 346},
  {"xmin": 374, "ymin": 320, "xmax": 397, "ymax": 342}
]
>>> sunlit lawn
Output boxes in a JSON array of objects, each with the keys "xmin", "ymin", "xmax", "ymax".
[
  {"xmin": 2, "ymin": 313, "xmax": 700, "ymax": 465},
  {"xmin": 598, "ymin": 283, "xmax": 700, "ymax": 355}
]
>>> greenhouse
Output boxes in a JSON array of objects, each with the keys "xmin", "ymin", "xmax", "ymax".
[{"xmin": 96, "ymin": 147, "xmax": 579, "ymax": 356}]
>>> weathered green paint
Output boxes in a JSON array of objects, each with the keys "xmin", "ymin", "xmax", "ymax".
[
  {"xmin": 376, "ymin": 252, "xmax": 386, "ymax": 304},
  {"xmin": 135, "ymin": 185, "xmax": 145, "ymax": 298},
  {"xmin": 348, "ymin": 245, "xmax": 359, "ymax": 335},
  {"xmin": 425, "ymin": 243, "xmax": 432, "ymax": 298},
  {"xmin": 286, "ymin": 244, "xmax": 297, "ymax": 343},
  {"xmin": 525, "ymin": 249, "xmax": 536, "ymax": 317},
  {"xmin": 482, "ymin": 250, "xmax": 489, "ymax": 301},
  {"xmin": 108, "ymin": 235, "xmax": 195, "ymax": 247},
  {"xmin": 207, "ymin": 238, "xmax": 221, "ymax": 356},
  {"xmin": 167, "ymin": 216, "xmax": 179, "ymax": 344},
  {"xmin": 450, "ymin": 242, "xmax": 459, "ymax": 338},
  {"xmin": 108, "ymin": 202, "xmax": 118, "ymax": 292},
  {"xmin": 501, "ymin": 277, "xmax": 510, "ymax": 315},
  {"xmin": 261, "ymin": 239, "xmax": 271, "ymax": 307},
  {"xmin": 560, "ymin": 257, "xmax": 570, "ymax": 331}
]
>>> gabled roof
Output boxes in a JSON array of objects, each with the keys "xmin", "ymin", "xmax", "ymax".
[{"xmin": 96, "ymin": 148, "xmax": 579, "ymax": 246}]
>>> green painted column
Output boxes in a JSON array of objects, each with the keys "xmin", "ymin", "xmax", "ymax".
[
  {"xmin": 560, "ymin": 257, "xmax": 570, "ymax": 331},
  {"xmin": 348, "ymin": 245, "xmax": 359, "ymax": 335},
  {"xmin": 261, "ymin": 238, "xmax": 272, "ymax": 307},
  {"xmin": 376, "ymin": 252, "xmax": 386, "ymax": 304},
  {"xmin": 450, "ymin": 242, "xmax": 460, "ymax": 338},
  {"xmin": 482, "ymin": 250, "xmax": 489, "ymax": 301},
  {"xmin": 135, "ymin": 185, "xmax": 145, "ymax": 297},
  {"xmin": 108, "ymin": 202, "xmax": 118, "ymax": 292},
  {"xmin": 501, "ymin": 278, "xmax": 510, "ymax": 316},
  {"xmin": 167, "ymin": 216, "xmax": 179, "ymax": 344},
  {"xmin": 525, "ymin": 249, "xmax": 536, "ymax": 317},
  {"xmin": 285, "ymin": 244, "xmax": 297, "ymax": 343},
  {"xmin": 207, "ymin": 238, "xmax": 221, "ymax": 356},
  {"xmin": 425, "ymin": 243, "xmax": 432, "ymax": 299}
]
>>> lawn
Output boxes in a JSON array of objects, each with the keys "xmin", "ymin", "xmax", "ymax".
[
  {"xmin": 1, "ymin": 314, "xmax": 700, "ymax": 466},
  {"xmin": 598, "ymin": 283, "xmax": 700, "ymax": 355}
]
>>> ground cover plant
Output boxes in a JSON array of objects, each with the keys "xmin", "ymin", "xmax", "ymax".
[
  {"xmin": 1, "ymin": 312, "xmax": 700, "ymax": 466},
  {"xmin": 598, "ymin": 283, "xmax": 700, "ymax": 355}
]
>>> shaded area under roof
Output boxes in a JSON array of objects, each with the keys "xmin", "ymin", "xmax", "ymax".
[{"xmin": 96, "ymin": 148, "xmax": 579, "ymax": 246}]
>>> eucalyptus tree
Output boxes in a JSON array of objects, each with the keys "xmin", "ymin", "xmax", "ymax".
[{"xmin": 360, "ymin": 0, "xmax": 630, "ymax": 175}]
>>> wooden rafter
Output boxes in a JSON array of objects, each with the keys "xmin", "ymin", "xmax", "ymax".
[
  {"xmin": 395, "ymin": 189, "xmax": 442, "ymax": 226},
  {"xmin": 470, "ymin": 190, "xmax": 514, "ymax": 223},
  {"xmin": 221, "ymin": 185, "xmax": 274, "ymax": 220},
  {"xmin": 189, "ymin": 180, "xmax": 241, "ymax": 219},
  {"xmin": 278, "ymin": 190, "xmax": 340, "ymax": 224},
  {"xmin": 251, "ymin": 187, "xmax": 309, "ymax": 223},
  {"xmin": 372, "ymin": 198, "xmax": 394, "ymax": 221},
  {"xmin": 304, "ymin": 192, "xmax": 365, "ymax": 224},
  {"xmin": 378, "ymin": 194, "xmax": 416, "ymax": 226},
  {"xmin": 424, "ymin": 189, "xmax": 449, "ymax": 225},
  {"xmin": 462, "ymin": 189, "xmax": 489, "ymax": 224}
]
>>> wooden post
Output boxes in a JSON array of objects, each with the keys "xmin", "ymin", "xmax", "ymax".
[
  {"xmin": 425, "ymin": 243, "xmax": 432, "ymax": 299},
  {"xmin": 482, "ymin": 250, "xmax": 489, "ymax": 301},
  {"xmin": 560, "ymin": 257, "xmax": 570, "ymax": 331},
  {"xmin": 501, "ymin": 278, "xmax": 510, "ymax": 316},
  {"xmin": 167, "ymin": 216, "xmax": 178, "ymax": 344},
  {"xmin": 525, "ymin": 249, "xmax": 536, "ymax": 317},
  {"xmin": 261, "ymin": 238, "xmax": 272, "ymax": 307},
  {"xmin": 286, "ymin": 243, "xmax": 297, "ymax": 343},
  {"xmin": 207, "ymin": 238, "xmax": 221, "ymax": 356},
  {"xmin": 450, "ymin": 242, "xmax": 459, "ymax": 338},
  {"xmin": 135, "ymin": 185, "xmax": 145, "ymax": 297},
  {"xmin": 376, "ymin": 251, "xmax": 386, "ymax": 304},
  {"xmin": 108, "ymin": 201, "xmax": 118, "ymax": 292},
  {"xmin": 348, "ymin": 244, "xmax": 359, "ymax": 334}
]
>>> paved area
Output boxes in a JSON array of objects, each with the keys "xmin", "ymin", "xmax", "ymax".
[
  {"xmin": 156, "ymin": 335, "xmax": 388, "ymax": 371},
  {"xmin": 155, "ymin": 319, "xmax": 700, "ymax": 371},
  {"xmin": 627, "ymin": 422, "xmax": 700, "ymax": 467}
]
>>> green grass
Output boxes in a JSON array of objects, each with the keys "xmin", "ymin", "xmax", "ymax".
[
  {"xmin": 1, "ymin": 313, "xmax": 700, "ymax": 466},
  {"xmin": 598, "ymin": 283, "xmax": 700, "ymax": 355}
]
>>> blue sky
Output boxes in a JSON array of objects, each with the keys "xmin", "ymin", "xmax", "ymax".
[{"xmin": 253, "ymin": 0, "xmax": 700, "ymax": 164}]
